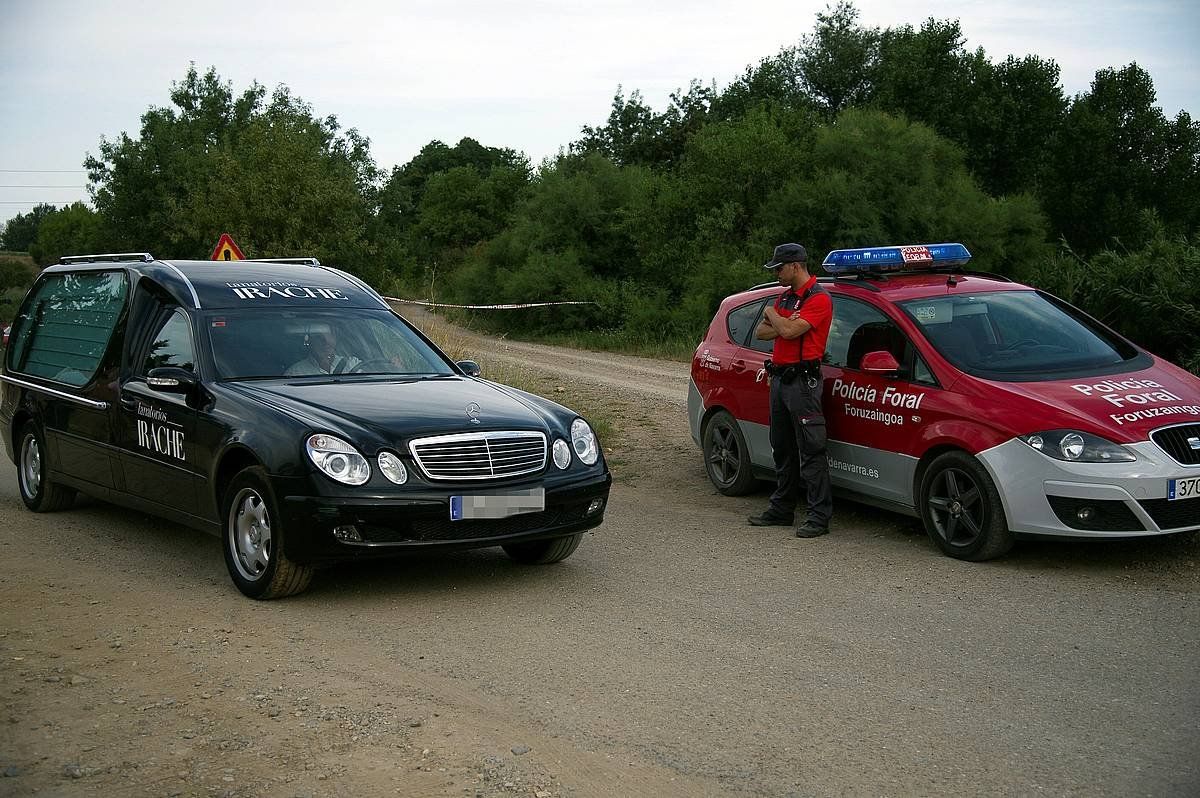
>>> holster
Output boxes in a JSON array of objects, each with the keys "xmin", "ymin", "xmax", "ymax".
[{"xmin": 764, "ymin": 359, "xmax": 822, "ymax": 384}]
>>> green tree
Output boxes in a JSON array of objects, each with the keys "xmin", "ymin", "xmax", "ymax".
[
  {"xmin": 797, "ymin": 1, "xmax": 879, "ymax": 116},
  {"xmin": 378, "ymin": 137, "xmax": 528, "ymax": 236},
  {"xmin": 1, "ymin": 203, "xmax": 58, "ymax": 252},
  {"xmin": 757, "ymin": 109, "xmax": 1049, "ymax": 275},
  {"xmin": 28, "ymin": 202, "xmax": 107, "ymax": 266},
  {"xmin": 575, "ymin": 88, "xmax": 661, "ymax": 165},
  {"xmin": 412, "ymin": 164, "xmax": 528, "ymax": 254},
  {"xmin": 1041, "ymin": 64, "xmax": 1199, "ymax": 253},
  {"xmin": 574, "ymin": 83, "xmax": 715, "ymax": 168},
  {"xmin": 870, "ymin": 19, "xmax": 990, "ymax": 151},
  {"xmin": 85, "ymin": 65, "xmax": 380, "ymax": 278},
  {"xmin": 967, "ymin": 55, "xmax": 1067, "ymax": 197},
  {"xmin": 710, "ymin": 49, "xmax": 810, "ymax": 121}
]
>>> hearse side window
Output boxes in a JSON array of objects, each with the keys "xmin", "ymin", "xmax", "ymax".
[
  {"xmin": 142, "ymin": 309, "xmax": 195, "ymax": 375},
  {"xmin": 6, "ymin": 271, "xmax": 128, "ymax": 386}
]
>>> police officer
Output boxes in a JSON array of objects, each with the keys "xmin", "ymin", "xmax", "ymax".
[{"xmin": 747, "ymin": 243, "xmax": 834, "ymax": 537}]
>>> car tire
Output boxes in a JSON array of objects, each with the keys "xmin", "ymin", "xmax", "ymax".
[
  {"xmin": 17, "ymin": 422, "xmax": 76, "ymax": 512},
  {"xmin": 502, "ymin": 533, "xmax": 583, "ymax": 564},
  {"xmin": 221, "ymin": 466, "xmax": 314, "ymax": 599},
  {"xmin": 702, "ymin": 410, "xmax": 757, "ymax": 496},
  {"xmin": 919, "ymin": 451, "xmax": 1013, "ymax": 561}
]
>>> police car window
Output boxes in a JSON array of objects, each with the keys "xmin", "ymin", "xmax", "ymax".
[
  {"xmin": 829, "ymin": 298, "xmax": 893, "ymax": 364},
  {"xmin": 899, "ymin": 291, "xmax": 1129, "ymax": 379},
  {"xmin": 6, "ymin": 270, "xmax": 128, "ymax": 386},
  {"xmin": 143, "ymin": 310, "xmax": 195, "ymax": 374},
  {"xmin": 726, "ymin": 299, "xmax": 767, "ymax": 349}
]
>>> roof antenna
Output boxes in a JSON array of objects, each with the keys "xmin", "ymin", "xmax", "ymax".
[{"xmin": 946, "ymin": 273, "xmax": 958, "ymax": 287}]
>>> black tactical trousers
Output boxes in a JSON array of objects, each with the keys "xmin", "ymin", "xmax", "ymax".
[{"xmin": 767, "ymin": 373, "xmax": 833, "ymax": 527}]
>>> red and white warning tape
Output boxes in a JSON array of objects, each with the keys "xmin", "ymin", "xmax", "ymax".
[{"xmin": 384, "ymin": 296, "xmax": 596, "ymax": 310}]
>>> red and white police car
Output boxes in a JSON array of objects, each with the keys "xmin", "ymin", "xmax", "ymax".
[{"xmin": 689, "ymin": 243, "xmax": 1200, "ymax": 560}]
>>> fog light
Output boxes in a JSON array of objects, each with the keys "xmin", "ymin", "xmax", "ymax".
[
  {"xmin": 1076, "ymin": 507, "xmax": 1096, "ymax": 523},
  {"xmin": 552, "ymin": 439, "xmax": 571, "ymax": 470},
  {"xmin": 333, "ymin": 525, "xmax": 362, "ymax": 542},
  {"xmin": 586, "ymin": 498, "xmax": 604, "ymax": 516}
]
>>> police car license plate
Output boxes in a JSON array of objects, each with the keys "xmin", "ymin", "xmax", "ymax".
[
  {"xmin": 450, "ymin": 488, "xmax": 545, "ymax": 520},
  {"xmin": 1168, "ymin": 477, "xmax": 1200, "ymax": 501}
]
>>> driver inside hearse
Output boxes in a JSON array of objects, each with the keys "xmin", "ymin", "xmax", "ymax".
[{"xmin": 284, "ymin": 325, "xmax": 361, "ymax": 376}]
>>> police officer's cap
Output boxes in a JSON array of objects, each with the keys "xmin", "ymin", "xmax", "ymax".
[{"xmin": 763, "ymin": 243, "xmax": 808, "ymax": 270}]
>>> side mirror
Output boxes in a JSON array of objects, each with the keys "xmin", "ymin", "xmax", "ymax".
[
  {"xmin": 456, "ymin": 359, "xmax": 482, "ymax": 378},
  {"xmin": 147, "ymin": 366, "xmax": 199, "ymax": 393},
  {"xmin": 860, "ymin": 350, "xmax": 900, "ymax": 374}
]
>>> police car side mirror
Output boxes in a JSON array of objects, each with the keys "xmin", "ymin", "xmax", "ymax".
[
  {"xmin": 147, "ymin": 366, "xmax": 199, "ymax": 394},
  {"xmin": 456, "ymin": 360, "xmax": 482, "ymax": 377},
  {"xmin": 861, "ymin": 350, "xmax": 900, "ymax": 374}
]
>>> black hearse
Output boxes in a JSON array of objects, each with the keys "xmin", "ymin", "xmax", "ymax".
[{"xmin": 0, "ymin": 253, "xmax": 610, "ymax": 598}]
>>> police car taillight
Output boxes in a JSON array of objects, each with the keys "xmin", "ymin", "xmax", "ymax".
[{"xmin": 821, "ymin": 243, "xmax": 971, "ymax": 274}]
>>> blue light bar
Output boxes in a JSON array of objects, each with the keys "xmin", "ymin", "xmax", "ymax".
[{"xmin": 821, "ymin": 243, "xmax": 972, "ymax": 274}]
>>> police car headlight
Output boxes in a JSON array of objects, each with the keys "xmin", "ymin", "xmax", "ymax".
[
  {"xmin": 1019, "ymin": 430, "xmax": 1136, "ymax": 463},
  {"xmin": 377, "ymin": 451, "xmax": 408, "ymax": 485},
  {"xmin": 570, "ymin": 418, "xmax": 599, "ymax": 466},
  {"xmin": 552, "ymin": 438, "xmax": 572, "ymax": 469},
  {"xmin": 306, "ymin": 434, "xmax": 370, "ymax": 485}
]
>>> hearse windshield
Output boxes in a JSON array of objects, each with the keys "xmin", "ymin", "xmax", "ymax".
[
  {"xmin": 898, "ymin": 290, "xmax": 1142, "ymax": 381},
  {"xmin": 206, "ymin": 308, "xmax": 456, "ymax": 379}
]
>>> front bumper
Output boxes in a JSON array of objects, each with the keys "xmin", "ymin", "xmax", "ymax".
[
  {"xmin": 977, "ymin": 439, "xmax": 1200, "ymax": 539},
  {"xmin": 277, "ymin": 471, "xmax": 612, "ymax": 564}
]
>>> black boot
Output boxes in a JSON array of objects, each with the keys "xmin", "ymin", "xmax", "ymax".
[
  {"xmin": 747, "ymin": 509, "xmax": 794, "ymax": 526},
  {"xmin": 794, "ymin": 521, "xmax": 830, "ymax": 538}
]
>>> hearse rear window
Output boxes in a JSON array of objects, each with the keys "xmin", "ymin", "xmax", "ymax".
[{"xmin": 7, "ymin": 271, "xmax": 128, "ymax": 386}]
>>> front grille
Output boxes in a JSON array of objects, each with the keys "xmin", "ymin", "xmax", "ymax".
[
  {"xmin": 409, "ymin": 431, "xmax": 546, "ymax": 481},
  {"xmin": 1047, "ymin": 496, "xmax": 1144, "ymax": 532},
  {"xmin": 1151, "ymin": 423, "xmax": 1200, "ymax": 466},
  {"xmin": 1137, "ymin": 497, "xmax": 1200, "ymax": 531}
]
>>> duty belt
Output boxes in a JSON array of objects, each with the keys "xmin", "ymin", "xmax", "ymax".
[{"xmin": 764, "ymin": 359, "xmax": 822, "ymax": 382}]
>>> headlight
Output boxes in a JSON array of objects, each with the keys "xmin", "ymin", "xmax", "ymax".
[
  {"xmin": 306, "ymin": 434, "xmax": 370, "ymax": 484},
  {"xmin": 377, "ymin": 451, "xmax": 408, "ymax": 484},
  {"xmin": 552, "ymin": 438, "xmax": 571, "ymax": 469},
  {"xmin": 1020, "ymin": 430, "xmax": 1136, "ymax": 463},
  {"xmin": 570, "ymin": 418, "xmax": 599, "ymax": 466}
]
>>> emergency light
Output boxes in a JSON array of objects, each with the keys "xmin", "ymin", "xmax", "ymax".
[{"xmin": 821, "ymin": 243, "xmax": 971, "ymax": 274}]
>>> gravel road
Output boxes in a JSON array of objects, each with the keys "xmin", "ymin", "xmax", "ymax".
[{"xmin": 1, "ymin": 313, "xmax": 1198, "ymax": 797}]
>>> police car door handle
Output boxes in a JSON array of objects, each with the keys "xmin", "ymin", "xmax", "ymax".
[
  {"xmin": 731, "ymin": 359, "xmax": 748, "ymax": 373},
  {"xmin": 119, "ymin": 395, "xmax": 138, "ymax": 410}
]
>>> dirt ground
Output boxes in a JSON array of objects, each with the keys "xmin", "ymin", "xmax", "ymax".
[{"xmin": 1, "ymin": 310, "xmax": 1197, "ymax": 797}]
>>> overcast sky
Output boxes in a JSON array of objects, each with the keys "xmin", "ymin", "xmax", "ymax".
[{"xmin": 2, "ymin": 0, "xmax": 1197, "ymax": 228}]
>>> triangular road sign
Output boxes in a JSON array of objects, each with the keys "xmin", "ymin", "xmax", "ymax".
[{"xmin": 211, "ymin": 233, "xmax": 246, "ymax": 261}]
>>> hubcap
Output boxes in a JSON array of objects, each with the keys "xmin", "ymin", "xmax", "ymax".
[
  {"xmin": 20, "ymin": 434, "xmax": 42, "ymax": 498},
  {"xmin": 229, "ymin": 488, "xmax": 272, "ymax": 581},
  {"xmin": 707, "ymin": 421, "xmax": 742, "ymax": 485},
  {"xmin": 927, "ymin": 467, "xmax": 984, "ymax": 547}
]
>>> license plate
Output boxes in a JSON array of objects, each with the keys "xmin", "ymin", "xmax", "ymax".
[
  {"xmin": 450, "ymin": 487, "xmax": 545, "ymax": 520},
  {"xmin": 1168, "ymin": 476, "xmax": 1200, "ymax": 501}
]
